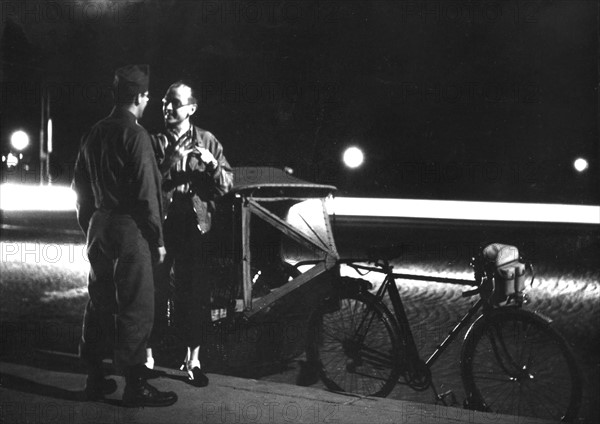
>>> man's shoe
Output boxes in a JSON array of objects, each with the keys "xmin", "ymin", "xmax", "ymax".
[
  {"xmin": 84, "ymin": 376, "xmax": 118, "ymax": 401},
  {"xmin": 189, "ymin": 367, "xmax": 209, "ymax": 387},
  {"xmin": 123, "ymin": 365, "xmax": 177, "ymax": 407},
  {"xmin": 122, "ymin": 380, "xmax": 178, "ymax": 407}
]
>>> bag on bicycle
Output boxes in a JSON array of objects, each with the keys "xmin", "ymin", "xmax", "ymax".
[{"xmin": 482, "ymin": 243, "xmax": 526, "ymax": 304}]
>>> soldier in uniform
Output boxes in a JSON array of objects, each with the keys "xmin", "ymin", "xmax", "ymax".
[{"xmin": 72, "ymin": 65, "xmax": 178, "ymax": 407}]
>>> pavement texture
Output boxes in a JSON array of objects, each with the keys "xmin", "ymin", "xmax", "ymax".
[
  {"xmin": 0, "ymin": 359, "xmax": 555, "ymax": 424},
  {"xmin": 1, "ymin": 217, "xmax": 597, "ymax": 423}
]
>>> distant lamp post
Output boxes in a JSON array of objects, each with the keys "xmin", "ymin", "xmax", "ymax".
[
  {"xmin": 47, "ymin": 119, "xmax": 53, "ymax": 153},
  {"xmin": 10, "ymin": 130, "xmax": 30, "ymax": 151},
  {"xmin": 6, "ymin": 152, "xmax": 19, "ymax": 168},
  {"xmin": 573, "ymin": 158, "xmax": 589, "ymax": 173},
  {"xmin": 343, "ymin": 146, "xmax": 364, "ymax": 169}
]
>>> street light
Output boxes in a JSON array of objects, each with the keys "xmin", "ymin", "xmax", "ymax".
[
  {"xmin": 573, "ymin": 157, "xmax": 589, "ymax": 173},
  {"xmin": 343, "ymin": 146, "xmax": 364, "ymax": 169},
  {"xmin": 10, "ymin": 130, "xmax": 30, "ymax": 151}
]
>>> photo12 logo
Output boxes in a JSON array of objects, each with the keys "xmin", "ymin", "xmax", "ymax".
[
  {"xmin": 198, "ymin": 0, "xmax": 343, "ymax": 25},
  {"xmin": 1, "ymin": 1, "xmax": 144, "ymax": 24},
  {"xmin": 396, "ymin": 1, "xmax": 539, "ymax": 24},
  {"xmin": 389, "ymin": 82, "xmax": 540, "ymax": 105},
  {"xmin": 199, "ymin": 401, "xmax": 339, "ymax": 423}
]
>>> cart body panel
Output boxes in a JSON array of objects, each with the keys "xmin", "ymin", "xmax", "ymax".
[{"xmin": 206, "ymin": 167, "xmax": 339, "ymax": 320}]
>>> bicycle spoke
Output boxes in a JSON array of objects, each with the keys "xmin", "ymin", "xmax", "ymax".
[
  {"xmin": 307, "ymin": 290, "xmax": 401, "ymax": 398},
  {"xmin": 350, "ymin": 370, "xmax": 390, "ymax": 383},
  {"xmin": 462, "ymin": 309, "xmax": 581, "ymax": 422},
  {"xmin": 320, "ymin": 325, "xmax": 347, "ymax": 343},
  {"xmin": 520, "ymin": 384, "xmax": 557, "ymax": 418},
  {"xmin": 359, "ymin": 348, "xmax": 395, "ymax": 369},
  {"xmin": 529, "ymin": 385, "xmax": 563, "ymax": 417},
  {"xmin": 469, "ymin": 373, "xmax": 514, "ymax": 383},
  {"xmin": 487, "ymin": 383, "xmax": 517, "ymax": 410}
]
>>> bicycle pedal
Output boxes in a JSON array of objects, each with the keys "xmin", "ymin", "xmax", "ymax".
[{"xmin": 437, "ymin": 390, "xmax": 458, "ymax": 407}]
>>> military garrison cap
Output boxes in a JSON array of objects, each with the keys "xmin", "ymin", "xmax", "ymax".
[{"xmin": 113, "ymin": 64, "xmax": 149, "ymax": 103}]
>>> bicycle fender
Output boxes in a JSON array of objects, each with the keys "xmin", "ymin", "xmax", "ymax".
[{"xmin": 463, "ymin": 307, "xmax": 553, "ymax": 345}]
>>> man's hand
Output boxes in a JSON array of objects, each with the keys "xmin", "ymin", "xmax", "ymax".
[
  {"xmin": 166, "ymin": 141, "xmax": 217, "ymax": 169},
  {"xmin": 172, "ymin": 144, "xmax": 194, "ymax": 160},
  {"xmin": 154, "ymin": 246, "xmax": 167, "ymax": 264},
  {"xmin": 164, "ymin": 137, "xmax": 193, "ymax": 163},
  {"xmin": 194, "ymin": 147, "xmax": 218, "ymax": 168}
]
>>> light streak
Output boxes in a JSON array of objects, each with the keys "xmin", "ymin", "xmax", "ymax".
[
  {"xmin": 332, "ymin": 197, "xmax": 600, "ymax": 225},
  {"xmin": 0, "ymin": 183, "xmax": 598, "ymax": 225},
  {"xmin": 0, "ymin": 183, "xmax": 76, "ymax": 211}
]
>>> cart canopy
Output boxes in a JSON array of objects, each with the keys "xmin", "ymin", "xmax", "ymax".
[{"xmin": 230, "ymin": 167, "xmax": 337, "ymax": 199}]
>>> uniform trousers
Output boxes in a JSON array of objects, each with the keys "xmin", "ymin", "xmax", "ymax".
[{"xmin": 79, "ymin": 211, "xmax": 155, "ymax": 370}]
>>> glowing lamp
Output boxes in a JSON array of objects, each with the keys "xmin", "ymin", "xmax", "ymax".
[
  {"xmin": 10, "ymin": 130, "xmax": 30, "ymax": 151},
  {"xmin": 343, "ymin": 146, "xmax": 364, "ymax": 169},
  {"xmin": 573, "ymin": 158, "xmax": 588, "ymax": 173}
]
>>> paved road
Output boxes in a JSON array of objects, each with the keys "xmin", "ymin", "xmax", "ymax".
[
  {"xmin": 256, "ymin": 259, "xmax": 600, "ymax": 424},
  {"xmin": 1, "ymin": 358, "xmax": 558, "ymax": 424},
  {"xmin": 1, "ymin": 220, "xmax": 598, "ymax": 422}
]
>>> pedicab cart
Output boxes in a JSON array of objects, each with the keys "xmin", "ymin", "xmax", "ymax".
[
  {"xmin": 160, "ymin": 166, "xmax": 581, "ymax": 424},
  {"xmin": 184, "ymin": 166, "xmax": 340, "ymax": 372}
]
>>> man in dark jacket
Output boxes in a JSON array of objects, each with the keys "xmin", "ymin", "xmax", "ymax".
[
  {"xmin": 72, "ymin": 64, "xmax": 177, "ymax": 407},
  {"xmin": 149, "ymin": 81, "xmax": 233, "ymax": 387}
]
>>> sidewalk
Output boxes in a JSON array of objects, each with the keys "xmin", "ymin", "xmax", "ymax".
[{"xmin": 0, "ymin": 360, "xmax": 554, "ymax": 424}]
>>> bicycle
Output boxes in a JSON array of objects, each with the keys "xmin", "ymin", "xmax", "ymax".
[{"xmin": 305, "ymin": 244, "xmax": 582, "ymax": 422}]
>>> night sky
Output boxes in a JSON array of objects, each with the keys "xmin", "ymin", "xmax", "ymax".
[{"xmin": 1, "ymin": 0, "xmax": 598, "ymax": 203}]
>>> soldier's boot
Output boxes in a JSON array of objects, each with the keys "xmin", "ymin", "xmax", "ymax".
[{"xmin": 122, "ymin": 364, "xmax": 178, "ymax": 407}]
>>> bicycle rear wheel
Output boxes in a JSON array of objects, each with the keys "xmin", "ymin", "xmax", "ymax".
[
  {"xmin": 306, "ymin": 290, "xmax": 402, "ymax": 397},
  {"xmin": 461, "ymin": 307, "xmax": 582, "ymax": 422}
]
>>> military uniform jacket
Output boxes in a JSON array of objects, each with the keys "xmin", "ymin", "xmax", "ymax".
[{"xmin": 72, "ymin": 108, "xmax": 164, "ymax": 248}]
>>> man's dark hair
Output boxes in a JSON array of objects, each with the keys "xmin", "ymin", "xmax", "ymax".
[{"xmin": 112, "ymin": 86, "xmax": 139, "ymax": 104}]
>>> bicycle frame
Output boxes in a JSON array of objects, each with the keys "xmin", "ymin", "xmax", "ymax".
[
  {"xmin": 317, "ymin": 257, "xmax": 581, "ymax": 420},
  {"xmin": 345, "ymin": 259, "xmax": 486, "ymax": 385}
]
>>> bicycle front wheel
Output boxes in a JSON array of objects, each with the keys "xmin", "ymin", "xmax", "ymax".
[
  {"xmin": 461, "ymin": 307, "xmax": 582, "ymax": 422},
  {"xmin": 306, "ymin": 291, "xmax": 402, "ymax": 397}
]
